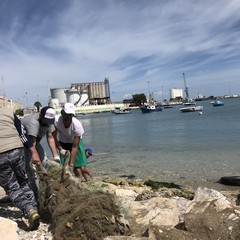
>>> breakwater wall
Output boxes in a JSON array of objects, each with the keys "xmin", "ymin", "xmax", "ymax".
[
  {"xmin": 53, "ymin": 103, "xmax": 132, "ymax": 114},
  {"xmin": 0, "ymin": 96, "xmax": 22, "ymax": 110}
]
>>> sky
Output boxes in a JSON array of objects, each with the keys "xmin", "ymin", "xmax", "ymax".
[{"xmin": 0, "ymin": 0, "xmax": 240, "ymax": 107}]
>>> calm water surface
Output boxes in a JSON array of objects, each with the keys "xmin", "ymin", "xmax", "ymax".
[{"xmin": 43, "ymin": 98, "xmax": 240, "ymax": 185}]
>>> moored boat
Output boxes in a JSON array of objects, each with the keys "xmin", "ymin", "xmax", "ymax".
[
  {"xmin": 161, "ymin": 103, "xmax": 174, "ymax": 109},
  {"xmin": 140, "ymin": 104, "xmax": 163, "ymax": 113},
  {"xmin": 112, "ymin": 107, "xmax": 131, "ymax": 114},
  {"xmin": 179, "ymin": 105, "xmax": 203, "ymax": 113},
  {"xmin": 210, "ymin": 100, "xmax": 224, "ymax": 107},
  {"xmin": 183, "ymin": 101, "xmax": 196, "ymax": 106}
]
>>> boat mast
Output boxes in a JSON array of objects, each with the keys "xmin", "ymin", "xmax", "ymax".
[
  {"xmin": 182, "ymin": 73, "xmax": 189, "ymax": 101},
  {"xmin": 147, "ymin": 80, "xmax": 153, "ymax": 102}
]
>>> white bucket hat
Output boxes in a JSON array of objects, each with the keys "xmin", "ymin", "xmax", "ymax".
[{"xmin": 62, "ymin": 102, "xmax": 75, "ymax": 115}]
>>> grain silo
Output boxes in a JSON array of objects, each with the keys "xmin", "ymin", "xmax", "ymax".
[{"xmin": 50, "ymin": 88, "xmax": 68, "ymax": 105}]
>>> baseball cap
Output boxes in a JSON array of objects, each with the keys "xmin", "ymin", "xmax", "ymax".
[
  {"xmin": 85, "ymin": 147, "xmax": 93, "ymax": 156},
  {"xmin": 62, "ymin": 102, "xmax": 75, "ymax": 115},
  {"xmin": 40, "ymin": 106, "xmax": 56, "ymax": 125}
]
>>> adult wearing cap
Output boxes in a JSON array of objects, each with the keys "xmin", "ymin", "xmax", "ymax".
[
  {"xmin": 21, "ymin": 106, "xmax": 59, "ymax": 201},
  {"xmin": 54, "ymin": 103, "xmax": 92, "ymax": 181}
]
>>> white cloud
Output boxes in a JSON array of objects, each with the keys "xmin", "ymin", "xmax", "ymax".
[{"xmin": 0, "ymin": 0, "xmax": 240, "ymax": 104}]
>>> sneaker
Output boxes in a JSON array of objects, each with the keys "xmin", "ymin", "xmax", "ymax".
[{"xmin": 28, "ymin": 209, "xmax": 40, "ymax": 230}]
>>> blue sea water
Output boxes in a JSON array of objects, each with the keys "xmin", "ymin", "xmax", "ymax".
[{"xmin": 43, "ymin": 98, "xmax": 240, "ymax": 185}]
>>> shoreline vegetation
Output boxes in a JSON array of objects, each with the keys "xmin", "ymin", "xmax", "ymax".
[{"xmin": 1, "ymin": 160, "xmax": 240, "ymax": 239}]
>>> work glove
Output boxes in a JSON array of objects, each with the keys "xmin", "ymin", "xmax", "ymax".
[
  {"xmin": 53, "ymin": 155, "xmax": 61, "ymax": 163},
  {"xmin": 60, "ymin": 149, "xmax": 67, "ymax": 155},
  {"xmin": 42, "ymin": 158, "xmax": 49, "ymax": 168}
]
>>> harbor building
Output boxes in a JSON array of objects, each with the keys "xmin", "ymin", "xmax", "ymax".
[
  {"xmin": 170, "ymin": 88, "xmax": 183, "ymax": 99},
  {"xmin": 0, "ymin": 96, "xmax": 22, "ymax": 110},
  {"xmin": 50, "ymin": 78, "xmax": 111, "ymax": 108}
]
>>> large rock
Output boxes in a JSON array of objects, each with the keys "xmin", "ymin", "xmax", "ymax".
[
  {"xmin": 129, "ymin": 197, "xmax": 179, "ymax": 227},
  {"xmin": 0, "ymin": 217, "xmax": 19, "ymax": 240},
  {"xmin": 186, "ymin": 187, "xmax": 232, "ymax": 214},
  {"xmin": 103, "ymin": 184, "xmax": 240, "ymax": 239}
]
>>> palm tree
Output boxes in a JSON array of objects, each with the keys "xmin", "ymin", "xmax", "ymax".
[{"xmin": 34, "ymin": 101, "xmax": 42, "ymax": 112}]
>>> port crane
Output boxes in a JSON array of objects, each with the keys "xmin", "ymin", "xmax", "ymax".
[{"xmin": 182, "ymin": 72, "xmax": 189, "ymax": 101}]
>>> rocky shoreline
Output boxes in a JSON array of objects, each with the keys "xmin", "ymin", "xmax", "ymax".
[{"xmin": 1, "ymin": 173, "xmax": 240, "ymax": 240}]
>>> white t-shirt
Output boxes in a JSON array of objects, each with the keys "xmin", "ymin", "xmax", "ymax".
[{"xmin": 55, "ymin": 115, "xmax": 84, "ymax": 143}]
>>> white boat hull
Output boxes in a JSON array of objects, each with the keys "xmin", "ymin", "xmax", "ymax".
[{"xmin": 179, "ymin": 106, "xmax": 203, "ymax": 113}]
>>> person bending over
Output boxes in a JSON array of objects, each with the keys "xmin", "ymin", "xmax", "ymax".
[
  {"xmin": 54, "ymin": 103, "xmax": 92, "ymax": 181},
  {"xmin": 21, "ymin": 106, "xmax": 59, "ymax": 201}
]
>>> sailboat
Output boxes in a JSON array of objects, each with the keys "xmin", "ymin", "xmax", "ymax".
[{"xmin": 179, "ymin": 73, "xmax": 203, "ymax": 113}]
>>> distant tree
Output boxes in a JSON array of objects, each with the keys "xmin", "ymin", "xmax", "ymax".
[
  {"xmin": 34, "ymin": 101, "xmax": 42, "ymax": 112},
  {"xmin": 132, "ymin": 93, "xmax": 147, "ymax": 105},
  {"xmin": 15, "ymin": 108, "xmax": 24, "ymax": 116}
]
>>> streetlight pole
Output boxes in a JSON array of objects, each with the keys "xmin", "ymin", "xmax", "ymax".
[
  {"xmin": 111, "ymin": 91, "xmax": 114, "ymax": 103},
  {"xmin": 162, "ymin": 86, "xmax": 164, "ymax": 101},
  {"xmin": 47, "ymin": 79, "xmax": 51, "ymax": 103},
  {"xmin": 25, "ymin": 92, "xmax": 28, "ymax": 109}
]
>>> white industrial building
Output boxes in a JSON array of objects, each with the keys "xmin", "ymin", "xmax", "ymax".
[
  {"xmin": 50, "ymin": 78, "xmax": 111, "ymax": 108},
  {"xmin": 170, "ymin": 88, "xmax": 183, "ymax": 99}
]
